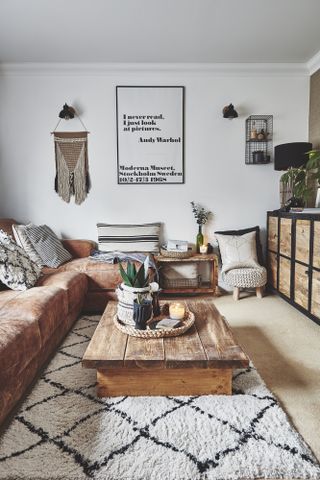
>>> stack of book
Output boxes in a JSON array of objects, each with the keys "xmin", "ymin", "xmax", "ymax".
[{"xmin": 290, "ymin": 208, "xmax": 320, "ymax": 213}]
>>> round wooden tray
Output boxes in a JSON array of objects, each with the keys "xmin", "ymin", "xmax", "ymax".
[
  {"xmin": 159, "ymin": 248, "xmax": 193, "ymax": 259},
  {"xmin": 113, "ymin": 305, "xmax": 195, "ymax": 338}
]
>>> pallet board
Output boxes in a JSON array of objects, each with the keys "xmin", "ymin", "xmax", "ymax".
[{"xmin": 295, "ymin": 219, "xmax": 310, "ymax": 264}]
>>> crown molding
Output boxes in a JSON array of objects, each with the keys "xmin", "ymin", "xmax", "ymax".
[
  {"xmin": 0, "ymin": 62, "xmax": 310, "ymax": 77},
  {"xmin": 307, "ymin": 50, "xmax": 320, "ymax": 75}
]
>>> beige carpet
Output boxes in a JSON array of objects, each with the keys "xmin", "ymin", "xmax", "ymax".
[{"xmin": 213, "ymin": 293, "xmax": 320, "ymax": 463}]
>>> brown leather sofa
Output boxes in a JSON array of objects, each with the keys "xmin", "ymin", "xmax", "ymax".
[{"xmin": 0, "ymin": 218, "xmax": 124, "ymax": 425}]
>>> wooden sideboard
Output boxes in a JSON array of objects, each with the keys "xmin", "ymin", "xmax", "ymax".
[{"xmin": 267, "ymin": 211, "xmax": 320, "ymax": 326}]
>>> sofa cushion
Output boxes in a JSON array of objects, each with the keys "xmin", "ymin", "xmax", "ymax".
[
  {"xmin": 43, "ymin": 258, "xmax": 123, "ymax": 290},
  {"xmin": 97, "ymin": 222, "xmax": 161, "ymax": 253},
  {"xmin": 0, "ymin": 286, "xmax": 68, "ymax": 345},
  {"xmin": 24, "ymin": 224, "xmax": 72, "ymax": 268},
  {"xmin": 0, "ymin": 218, "xmax": 16, "ymax": 237},
  {"xmin": 0, "ymin": 289, "xmax": 22, "ymax": 307},
  {"xmin": 61, "ymin": 239, "xmax": 95, "ymax": 258},
  {"xmin": 0, "ymin": 316, "xmax": 42, "ymax": 386},
  {"xmin": 12, "ymin": 223, "xmax": 44, "ymax": 266},
  {"xmin": 0, "ymin": 229, "xmax": 41, "ymax": 290},
  {"xmin": 37, "ymin": 271, "xmax": 88, "ymax": 312}
]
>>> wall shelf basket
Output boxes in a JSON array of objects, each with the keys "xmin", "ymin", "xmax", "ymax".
[{"xmin": 245, "ymin": 115, "xmax": 273, "ymax": 165}]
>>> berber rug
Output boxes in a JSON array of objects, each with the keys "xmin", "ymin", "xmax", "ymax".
[{"xmin": 0, "ymin": 315, "xmax": 319, "ymax": 480}]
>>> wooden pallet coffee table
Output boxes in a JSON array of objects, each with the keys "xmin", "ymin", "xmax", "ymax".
[{"xmin": 82, "ymin": 300, "xmax": 249, "ymax": 397}]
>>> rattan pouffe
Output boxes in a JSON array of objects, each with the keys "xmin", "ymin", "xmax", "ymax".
[{"xmin": 222, "ymin": 265, "xmax": 267, "ymax": 301}]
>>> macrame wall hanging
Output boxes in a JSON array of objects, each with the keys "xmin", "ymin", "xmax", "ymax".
[{"xmin": 52, "ymin": 104, "xmax": 90, "ymax": 205}]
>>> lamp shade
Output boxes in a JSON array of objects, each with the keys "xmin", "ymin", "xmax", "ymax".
[{"xmin": 274, "ymin": 142, "xmax": 312, "ymax": 171}]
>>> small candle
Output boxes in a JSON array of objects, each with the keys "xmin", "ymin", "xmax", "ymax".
[
  {"xmin": 200, "ymin": 244, "xmax": 208, "ymax": 254},
  {"xmin": 169, "ymin": 302, "xmax": 185, "ymax": 320}
]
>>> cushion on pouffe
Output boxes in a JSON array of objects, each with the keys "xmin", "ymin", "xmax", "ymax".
[
  {"xmin": 215, "ymin": 225, "xmax": 264, "ymax": 265},
  {"xmin": 97, "ymin": 222, "xmax": 161, "ymax": 253},
  {"xmin": 215, "ymin": 231, "xmax": 259, "ymax": 272},
  {"xmin": 0, "ymin": 230, "xmax": 41, "ymax": 291},
  {"xmin": 222, "ymin": 266, "xmax": 267, "ymax": 289}
]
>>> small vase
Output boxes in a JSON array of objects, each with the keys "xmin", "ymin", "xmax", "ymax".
[
  {"xmin": 196, "ymin": 225, "xmax": 204, "ymax": 253},
  {"xmin": 133, "ymin": 299, "xmax": 153, "ymax": 330}
]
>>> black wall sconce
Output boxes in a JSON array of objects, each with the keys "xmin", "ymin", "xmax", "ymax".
[
  {"xmin": 52, "ymin": 103, "xmax": 89, "ymax": 133},
  {"xmin": 222, "ymin": 103, "xmax": 238, "ymax": 119},
  {"xmin": 59, "ymin": 103, "xmax": 76, "ymax": 120}
]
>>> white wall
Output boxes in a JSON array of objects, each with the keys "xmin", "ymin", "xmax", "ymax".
[{"xmin": 0, "ymin": 65, "xmax": 309, "ymax": 247}]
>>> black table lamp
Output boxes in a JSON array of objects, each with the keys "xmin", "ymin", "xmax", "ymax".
[{"xmin": 274, "ymin": 142, "xmax": 312, "ymax": 170}]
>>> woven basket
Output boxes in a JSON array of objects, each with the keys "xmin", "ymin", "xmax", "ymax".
[
  {"xmin": 113, "ymin": 304, "xmax": 195, "ymax": 338},
  {"xmin": 161, "ymin": 275, "xmax": 201, "ymax": 289},
  {"xmin": 160, "ymin": 248, "xmax": 193, "ymax": 259}
]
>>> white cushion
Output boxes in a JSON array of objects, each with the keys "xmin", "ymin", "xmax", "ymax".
[
  {"xmin": 215, "ymin": 231, "xmax": 258, "ymax": 272},
  {"xmin": 97, "ymin": 223, "xmax": 160, "ymax": 253}
]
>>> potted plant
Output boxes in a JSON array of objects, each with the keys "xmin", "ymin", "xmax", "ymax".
[
  {"xmin": 280, "ymin": 167, "xmax": 310, "ymax": 208},
  {"xmin": 280, "ymin": 150, "xmax": 320, "ymax": 209},
  {"xmin": 190, "ymin": 201, "xmax": 212, "ymax": 252},
  {"xmin": 116, "ymin": 256, "xmax": 158, "ymax": 327}
]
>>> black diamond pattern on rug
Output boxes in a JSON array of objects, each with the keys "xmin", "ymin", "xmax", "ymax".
[{"xmin": 0, "ymin": 315, "xmax": 319, "ymax": 480}]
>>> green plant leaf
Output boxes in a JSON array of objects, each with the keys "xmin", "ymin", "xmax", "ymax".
[
  {"xmin": 127, "ymin": 261, "xmax": 135, "ymax": 283},
  {"xmin": 143, "ymin": 255, "xmax": 150, "ymax": 281},
  {"xmin": 133, "ymin": 264, "xmax": 147, "ymax": 288},
  {"xmin": 119, "ymin": 262, "xmax": 133, "ymax": 287},
  {"xmin": 132, "ymin": 263, "xmax": 137, "ymax": 278}
]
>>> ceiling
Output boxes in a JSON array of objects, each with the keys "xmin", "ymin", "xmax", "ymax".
[{"xmin": 1, "ymin": 0, "xmax": 320, "ymax": 64}]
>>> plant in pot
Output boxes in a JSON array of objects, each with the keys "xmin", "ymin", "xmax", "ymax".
[
  {"xmin": 116, "ymin": 256, "xmax": 158, "ymax": 328},
  {"xmin": 190, "ymin": 201, "xmax": 212, "ymax": 252},
  {"xmin": 280, "ymin": 167, "xmax": 310, "ymax": 208},
  {"xmin": 306, "ymin": 150, "xmax": 320, "ymax": 205},
  {"xmin": 280, "ymin": 150, "xmax": 320, "ymax": 210}
]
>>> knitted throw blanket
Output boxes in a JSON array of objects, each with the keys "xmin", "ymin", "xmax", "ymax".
[{"xmin": 54, "ymin": 132, "xmax": 90, "ymax": 205}]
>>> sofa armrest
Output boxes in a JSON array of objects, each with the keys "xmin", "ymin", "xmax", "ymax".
[{"xmin": 62, "ymin": 239, "xmax": 96, "ymax": 258}]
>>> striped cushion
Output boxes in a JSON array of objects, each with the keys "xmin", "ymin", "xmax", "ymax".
[
  {"xmin": 97, "ymin": 223, "xmax": 161, "ymax": 253},
  {"xmin": 24, "ymin": 224, "xmax": 72, "ymax": 268},
  {"xmin": 12, "ymin": 223, "xmax": 44, "ymax": 266}
]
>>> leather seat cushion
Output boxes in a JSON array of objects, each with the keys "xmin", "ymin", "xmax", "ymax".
[
  {"xmin": 43, "ymin": 258, "xmax": 122, "ymax": 290},
  {"xmin": 0, "ymin": 286, "xmax": 68, "ymax": 345},
  {"xmin": 0, "ymin": 316, "xmax": 42, "ymax": 385},
  {"xmin": 37, "ymin": 271, "xmax": 88, "ymax": 312}
]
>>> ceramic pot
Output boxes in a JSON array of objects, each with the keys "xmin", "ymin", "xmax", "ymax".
[{"xmin": 133, "ymin": 299, "xmax": 153, "ymax": 330}]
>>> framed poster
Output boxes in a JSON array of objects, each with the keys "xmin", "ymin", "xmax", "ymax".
[{"xmin": 116, "ymin": 86, "xmax": 185, "ymax": 184}]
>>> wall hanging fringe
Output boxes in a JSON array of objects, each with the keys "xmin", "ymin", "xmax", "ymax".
[
  {"xmin": 51, "ymin": 104, "xmax": 90, "ymax": 205},
  {"xmin": 53, "ymin": 131, "xmax": 90, "ymax": 205}
]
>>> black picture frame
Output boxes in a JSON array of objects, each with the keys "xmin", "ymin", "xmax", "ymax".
[{"xmin": 116, "ymin": 85, "xmax": 185, "ymax": 185}]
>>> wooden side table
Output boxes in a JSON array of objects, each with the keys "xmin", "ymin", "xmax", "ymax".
[{"xmin": 154, "ymin": 253, "xmax": 218, "ymax": 295}]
